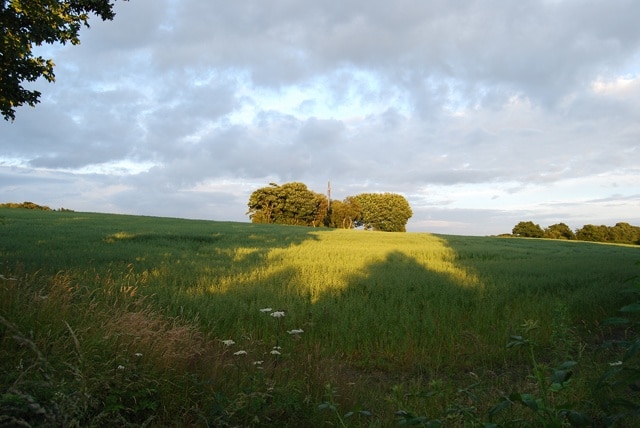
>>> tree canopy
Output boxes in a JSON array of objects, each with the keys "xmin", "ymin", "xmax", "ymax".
[
  {"xmin": 247, "ymin": 182, "xmax": 413, "ymax": 232},
  {"xmin": 328, "ymin": 196, "xmax": 361, "ymax": 229},
  {"xmin": 512, "ymin": 221, "xmax": 544, "ymax": 238},
  {"xmin": 544, "ymin": 223, "xmax": 575, "ymax": 240},
  {"xmin": 1, "ymin": 0, "xmax": 123, "ymax": 121},
  {"xmin": 510, "ymin": 220, "xmax": 640, "ymax": 245},
  {"xmin": 353, "ymin": 192, "xmax": 413, "ymax": 232},
  {"xmin": 247, "ymin": 182, "xmax": 328, "ymax": 227}
]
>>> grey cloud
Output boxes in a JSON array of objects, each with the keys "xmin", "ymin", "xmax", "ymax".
[
  {"xmin": 146, "ymin": 0, "xmax": 640, "ymax": 106},
  {"xmin": 2, "ymin": 0, "xmax": 640, "ymax": 235}
]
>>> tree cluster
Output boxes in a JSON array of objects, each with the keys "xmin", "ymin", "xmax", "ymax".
[
  {"xmin": 511, "ymin": 221, "xmax": 640, "ymax": 245},
  {"xmin": 0, "ymin": 201, "xmax": 75, "ymax": 211},
  {"xmin": 0, "ymin": 201, "xmax": 52, "ymax": 210},
  {"xmin": 1, "ymin": 0, "xmax": 122, "ymax": 121},
  {"xmin": 247, "ymin": 182, "xmax": 413, "ymax": 232}
]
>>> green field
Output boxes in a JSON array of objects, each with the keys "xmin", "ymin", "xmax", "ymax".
[{"xmin": 1, "ymin": 208, "xmax": 638, "ymax": 426}]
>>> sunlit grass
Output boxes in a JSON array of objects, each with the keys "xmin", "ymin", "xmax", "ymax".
[{"xmin": 1, "ymin": 208, "xmax": 638, "ymax": 426}]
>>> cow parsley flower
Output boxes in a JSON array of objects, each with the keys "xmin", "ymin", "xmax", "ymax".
[
  {"xmin": 134, "ymin": 352, "xmax": 143, "ymax": 357},
  {"xmin": 270, "ymin": 311, "xmax": 285, "ymax": 318},
  {"xmin": 260, "ymin": 307, "xmax": 273, "ymax": 313},
  {"xmin": 233, "ymin": 350, "xmax": 247, "ymax": 356},
  {"xmin": 270, "ymin": 349, "xmax": 281, "ymax": 355},
  {"xmin": 221, "ymin": 339, "xmax": 236, "ymax": 346},
  {"xmin": 117, "ymin": 365, "xmax": 125, "ymax": 370},
  {"xmin": 287, "ymin": 329, "xmax": 304, "ymax": 335}
]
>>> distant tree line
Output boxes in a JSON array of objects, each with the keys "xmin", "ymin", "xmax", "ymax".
[
  {"xmin": 511, "ymin": 221, "xmax": 640, "ymax": 245},
  {"xmin": 0, "ymin": 202, "xmax": 74, "ymax": 212},
  {"xmin": 0, "ymin": 201, "xmax": 52, "ymax": 211},
  {"xmin": 247, "ymin": 182, "xmax": 413, "ymax": 232}
]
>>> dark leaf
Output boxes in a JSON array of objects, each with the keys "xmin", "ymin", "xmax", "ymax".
[
  {"xmin": 620, "ymin": 303, "xmax": 640, "ymax": 313},
  {"xmin": 489, "ymin": 398, "xmax": 512, "ymax": 417}
]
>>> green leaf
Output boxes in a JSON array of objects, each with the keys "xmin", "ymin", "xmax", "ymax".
[
  {"xmin": 318, "ymin": 402, "xmax": 334, "ymax": 411},
  {"xmin": 523, "ymin": 400, "xmax": 539, "ymax": 412},
  {"xmin": 623, "ymin": 339, "xmax": 640, "ymax": 361},
  {"xmin": 602, "ymin": 317, "xmax": 630, "ymax": 326},
  {"xmin": 551, "ymin": 369, "xmax": 573, "ymax": 385},
  {"xmin": 511, "ymin": 393, "xmax": 539, "ymax": 412},
  {"xmin": 566, "ymin": 410, "xmax": 592, "ymax": 427},
  {"xmin": 507, "ymin": 336, "xmax": 530, "ymax": 348},
  {"xmin": 557, "ymin": 361, "xmax": 578, "ymax": 370},
  {"xmin": 549, "ymin": 382, "xmax": 564, "ymax": 392},
  {"xmin": 595, "ymin": 367, "xmax": 623, "ymax": 389},
  {"xmin": 606, "ymin": 397, "xmax": 640, "ymax": 410},
  {"xmin": 620, "ymin": 303, "xmax": 640, "ymax": 313},
  {"xmin": 489, "ymin": 398, "xmax": 512, "ymax": 417}
]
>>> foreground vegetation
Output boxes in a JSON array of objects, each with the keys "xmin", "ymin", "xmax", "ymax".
[{"xmin": 1, "ymin": 208, "xmax": 639, "ymax": 426}]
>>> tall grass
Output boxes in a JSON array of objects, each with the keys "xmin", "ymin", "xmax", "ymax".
[{"xmin": 1, "ymin": 208, "xmax": 638, "ymax": 426}]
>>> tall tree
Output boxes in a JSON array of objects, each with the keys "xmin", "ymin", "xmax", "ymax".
[
  {"xmin": 512, "ymin": 221, "xmax": 544, "ymax": 238},
  {"xmin": 1, "ymin": 0, "xmax": 124, "ymax": 121},
  {"xmin": 246, "ymin": 183, "xmax": 280, "ymax": 224},
  {"xmin": 328, "ymin": 196, "xmax": 362, "ymax": 229},
  {"xmin": 575, "ymin": 224, "xmax": 609, "ymax": 242},
  {"xmin": 609, "ymin": 222, "xmax": 640, "ymax": 243},
  {"xmin": 544, "ymin": 223, "xmax": 575, "ymax": 240},
  {"xmin": 247, "ymin": 182, "xmax": 328, "ymax": 227},
  {"xmin": 353, "ymin": 192, "xmax": 412, "ymax": 232}
]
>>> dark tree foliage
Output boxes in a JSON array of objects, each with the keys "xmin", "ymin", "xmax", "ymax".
[
  {"xmin": 544, "ymin": 223, "xmax": 575, "ymax": 240},
  {"xmin": 575, "ymin": 224, "xmax": 610, "ymax": 242},
  {"xmin": 609, "ymin": 222, "xmax": 640, "ymax": 243},
  {"xmin": 512, "ymin": 221, "xmax": 544, "ymax": 238},
  {"xmin": 576, "ymin": 222, "xmax": 640, "ymax": 244},
  {"xmin": 353, "ymin": 192, "xmax": 413, "ymax": 232},
  {"xmin": 512, "ymin": 221, "xmax": 640, "ymax": 245},
  {"xmin": 1, "ymin": 0, "xmax": 124, "ymax": 120}
]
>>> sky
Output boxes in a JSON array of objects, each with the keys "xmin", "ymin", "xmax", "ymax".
[{"xmin": 2, "ymin": 0, "xmax": 639, "ymax": 236}]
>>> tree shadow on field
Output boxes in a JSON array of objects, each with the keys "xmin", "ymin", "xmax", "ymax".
[
  {"xmin": 104, "ymin": 222, "xmax": 338, "ymax": 325},
  {"xmin": 310, "ymin": 249, "xmax": 489, "ymax": 372}
]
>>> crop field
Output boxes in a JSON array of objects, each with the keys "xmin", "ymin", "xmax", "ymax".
[{"xmin": 1, "ymin": 208, "xmax": 639, "ymax": 426}]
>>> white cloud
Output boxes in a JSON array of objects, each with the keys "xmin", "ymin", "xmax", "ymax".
[{"xmin": 1, "ymin": 0, "xmax": 640, "ymax": 235}]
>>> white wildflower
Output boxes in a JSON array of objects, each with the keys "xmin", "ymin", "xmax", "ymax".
[
  {"xmin": 287, "ymin": 329, "xmax": 304, "ymax": 335},
  {"xmin": 117, "ymin": 365, "xmax": 125, "ymax": 370},
  {"xmin": 253, "ymin": 361, "xmax": 264, "ymax": 365},
  {"xmin": 609, "ymin": 361, "xmax": 623, "ymax": 366},
  {"xmin": 221, "ymin": 339, "xmax": 235, "ymax": 346},
  {"xmin": 134, "ymin": 352, "xmax": 143, "ymax": 357},
  {"xmin": 259, "ymin": 308, "xmax": 273, "ymax": 313},
  {"xmin": 233, "ymin": 350, "xmax": 247, "ymax": 356},
  {"xmin": 270, "ymin": 311, "xmax": 285, "ymax": 318},
  {"xmin": 270, "ymin": 349, "xmax": 281, "ymax": 355}
]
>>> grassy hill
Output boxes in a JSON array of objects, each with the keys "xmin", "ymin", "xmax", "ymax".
[{"xmin": 1, "ymin": 208, "xmax": 639, "ymax": 426}]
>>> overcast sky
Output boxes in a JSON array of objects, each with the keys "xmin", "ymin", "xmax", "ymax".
[{"xmin": 2, "ymin": 0, "xmax": 639, "ymax": 235}]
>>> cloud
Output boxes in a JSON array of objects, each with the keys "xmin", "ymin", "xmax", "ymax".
[{"xmin": 1, "ymin": 0, "xmax": 640, "ymax": 235}]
